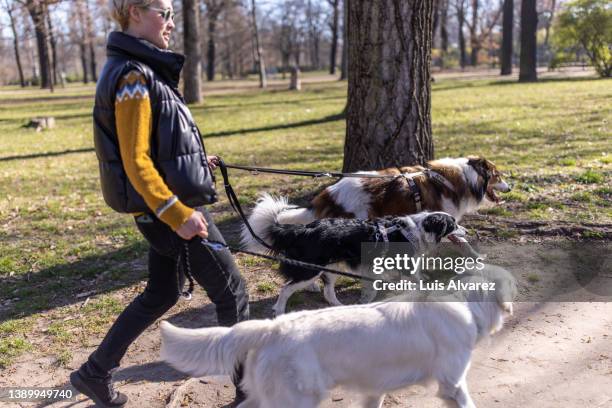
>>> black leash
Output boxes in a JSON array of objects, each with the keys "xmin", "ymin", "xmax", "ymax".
[
  {"xmin": 201, "ymin": 239, "xmax": 383, "ymax": 283},
  {"xmin": 215, "ymin": 159, "xmax": 395, "ymax": 284},
  {"xmin": 224, "ymin": 163, "xmax": 401, "ymax": 179}
]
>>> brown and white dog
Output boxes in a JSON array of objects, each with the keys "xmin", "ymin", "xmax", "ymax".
[{"xmin": 274, "ymin": 156, "xmax": 510, "ymax": 226}]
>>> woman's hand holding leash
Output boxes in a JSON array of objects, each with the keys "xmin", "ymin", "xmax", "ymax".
[
  {"xmin": 207, "ymin": 155, "xmax": 220, "ymax": 170},
  {"xmin": 177, "ymin": 211, "xmax": 209, "ymax": 240}
]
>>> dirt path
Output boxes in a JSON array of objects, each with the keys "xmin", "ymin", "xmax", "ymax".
[{"xmin": 1, "ymin": 239, "xmax": 611, "ymax": 408}]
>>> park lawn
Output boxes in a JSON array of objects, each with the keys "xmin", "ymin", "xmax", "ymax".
[{"xmin": 0, "ymin": 75, "xmax": 610, "ymax": 368}]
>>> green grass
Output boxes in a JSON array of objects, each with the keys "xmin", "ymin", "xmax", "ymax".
[{"xmin": 1, "ymin": 75, "xmax": 611, "ymax": 367}]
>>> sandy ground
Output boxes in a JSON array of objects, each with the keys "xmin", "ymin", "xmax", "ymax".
[{"xmin": 1, "ymin": 239, "xmax": 611, "ymax": 408}]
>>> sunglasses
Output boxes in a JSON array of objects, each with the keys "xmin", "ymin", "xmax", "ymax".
[{"xmin": 146, "ymin": 7, "xmax": 176, "ymax": 23}]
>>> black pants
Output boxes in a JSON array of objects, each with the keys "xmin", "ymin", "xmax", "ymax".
[{"xmin": 83, "ymin": 208, "xmax": 249, "ymax": 384}]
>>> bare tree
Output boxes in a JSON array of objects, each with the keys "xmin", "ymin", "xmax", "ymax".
[
  {"xmin": 45, "ymin": 3, "xmax": 59, "ymax": 84},
  {"xmin": 305, "ymin": 0, "xmax": 324, "ymax": 69},
  {"xmin": 203, "ymin": 0, "xmax": 235, "ymax": 81},
  {"xmin": 75, "ymin": 0, "xmax": 89, "ymax": 83},
  {"xmin": 339, "ymin": 0, "xmax": 347, "ymax": 80},
  {"xmin": 85, "ymin": 0, "xmax": 97, "ymax": 81},
  {"xmin": 519, "ymin": 0, "xmax": 537, "ymax": 82},
  {"xmin": 343, "ymin": 1, "xmax": 435, "ymax": 172},
  {"xmin": 250, "ymin": 0, "xmax": 266, "ymax": 88},
  {"xmin": 183, "ymin": 0, "xmax": 202, "ymax": 102},
  {"xmin": 439, "ymin": 0, "xmax": 448, "ymax": 66},
  {"xmin": 4, "ymin": 0, "xmax": 26, "ymax": 87},
  {"xmin": 327, "ymin": 0, "xmax": 340, "ymax": 74},
  {"xmin": 543, "ymin": 0, "xmax": 556, "ymax": 48},
  {"xmin": 454, "ymin": 0, "xmax": 467, "ymax": 69},
  {"xmin": 469, "ymin": 0, "xmax": 478, "ymax": 65},
  {"xmin": 501, "ymin": 0, "xmax": 513, "ymax": 75},
  {"xmin": 18, "ymin": 0, "xmax": 58, "ymax": 90}
]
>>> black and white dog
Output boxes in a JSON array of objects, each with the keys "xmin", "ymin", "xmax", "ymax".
[{"xmin": 241, "ymin": 194, "xmax": 466, "ymax": 315}]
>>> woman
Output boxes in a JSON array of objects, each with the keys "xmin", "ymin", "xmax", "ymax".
[{"xmin": 70, "ymin": 1, "xmax": 249, "ymax": 406}]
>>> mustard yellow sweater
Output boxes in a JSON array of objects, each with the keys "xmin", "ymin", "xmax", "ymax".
[{"xmin": 115, "ymin": 70, "xmax": 193, "ymax": 230}]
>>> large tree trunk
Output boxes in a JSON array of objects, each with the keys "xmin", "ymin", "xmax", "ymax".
[
  {"xmin": 328, "ymin": 0, "xmax": 339, "ymax": 74},
  {"xmin": 519, "ymin": 0, "xmax": 537, "ymax": 82},
  {"xmin": 339, "ymin": 0, "xmax": 348, "ymax": 80},
  {"xmin": 183, "ymin": 0, "xmax": 203, "ymax": 103},
  {"xmin": 469, "ymin": 0, "xmax": 479, "ymax": 66},
  {"xmin": 27, "ymin": 2, "xmax": 53, "ymax": 90},
  {"xmin": 343, "ymin": 1, "xmax": 435, "ymax": 172},
  {"xmin": 250, "ymin": 0, "xmax": 266, "ymax": 88},
  {"xmin": 6, "ymin": 1, "xmax": 26, "ymax": 87},
  {"xmin": 500, "ymin": 0, "xmax": 513, "ymax": 75}
]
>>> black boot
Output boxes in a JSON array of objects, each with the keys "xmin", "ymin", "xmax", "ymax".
[{"xmin": 70, "ymin": 367, "xmax": 128, "ymax": 407}]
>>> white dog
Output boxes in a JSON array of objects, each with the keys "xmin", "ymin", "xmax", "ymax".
[{"xmin": 160, "ymin": 270, "xmax": 514, "ymax": 408}]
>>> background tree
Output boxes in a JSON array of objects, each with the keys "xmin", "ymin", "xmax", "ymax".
[
  {"xmin": 501, "ymin": 0, "xmax": 513, "ymax": 74},
  {"xmin": 17, "ymin": 0, "xmax": 59, "ymax": 90},
  {"xmin": 454, "ymin": 0, "xmax": 468, "ymax": 68},
  {"xmin": 250, "ymin": 0, "xmax": 266, "ymax": 88},
  {"xmin": 75, "ymin": 0, "xmax": 89, "ymax": 83},
  {"xmin": 343, "ymin": 0, "xmax": 435, "ymax": 172},
  {"xmin": 438, "ymin": 0, "xmax": 449, "ymax": 67},
  {"xmin": 519, "ymin": 0, "xmax": 538, "ymax": 82},
  {"xmin": 183, "ymin": 0, "xmax": 202, "ymax": 103},
  {"xmin": 552, "ymin": 0, "xmax": 611, "ymax": 77},
  {"xmin": 85, "ymin": 0, "xmax": 97, "ymax": 82},
  {"xmin": 339, "ymin": 0, "xmax": 348, "ymax": 80},
  {"xmin": 203, "ymin": 0, "xmax": 234, "ymax": 81},
  {"xmin": 327, "ymin": 0, "xmax": 340, "ymax": 74},
  {"xmin": 3, "ymin": 0, "xmax": 26, "ymax": 87}
]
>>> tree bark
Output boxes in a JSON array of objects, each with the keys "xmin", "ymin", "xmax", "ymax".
[
  {"xmin": 328, "ymin": 0, "xmax": 340, "ymax": 74},
  {"xmin": 519, "ymin": 0, "xmax": 537, "ymax": 82},
  {"xmin": 183, "ymin": 0, "xmax": 203, "ymax": 103},
  {"xmin": 250, "ymin": 0, "xmax": 266, "ymax": 88},
  {"xmin": 5, "ymin": 1, "xmax": 25, "ymax": 87},
  {"xmin": 343, "ymin": 0, "xmax": 434, "ymax": 172},
  {"xmin": 500, "ymin": 0, "xmax": 513, "ymax": 75}
]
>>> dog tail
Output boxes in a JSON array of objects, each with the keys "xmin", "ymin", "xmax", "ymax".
[
  {"xmin": 240, "ymin": 193, "xmax": 314, "ymax": 252},
  {"xmin": 160, "ymin": 320, "xmax": 273, "ymax": 377}
]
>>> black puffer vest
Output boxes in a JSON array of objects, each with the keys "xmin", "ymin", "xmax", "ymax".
[{"xmin": 93, "ymin": 31, "xmax": 216, "ymax": 213}]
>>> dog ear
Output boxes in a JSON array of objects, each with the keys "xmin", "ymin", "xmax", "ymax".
[
  {"xmin": 468, "ymin": 157, "xmax": 493, "ymax": 180},
  {"xmin": 423, "ymin": 213, "xmax": 456, "ymax": 242}
]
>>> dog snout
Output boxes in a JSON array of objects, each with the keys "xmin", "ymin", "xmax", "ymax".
[{"xmin": 495, "ymin": 180, "xmax": 511, "ymax": 192}]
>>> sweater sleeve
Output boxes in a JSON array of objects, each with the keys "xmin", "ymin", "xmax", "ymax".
[{"xmin": 115, "ymin": 70, "xmax": 193, "ymax": 230}]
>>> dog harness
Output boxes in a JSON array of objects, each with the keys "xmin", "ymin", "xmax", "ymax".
[{"xmin": 396, "ymin": 170, "xmax": 457, "ymax": 212}]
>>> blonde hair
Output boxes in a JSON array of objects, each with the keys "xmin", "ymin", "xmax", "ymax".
[{"xmin": 109, "ymin": 0, "xmax": 156, "ymax": 30}]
